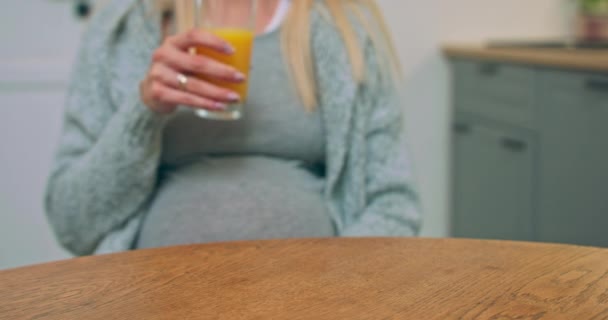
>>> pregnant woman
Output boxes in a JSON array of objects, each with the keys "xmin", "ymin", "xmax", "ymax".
[{"xmin": 45, "ymin": 0, "xmax": 422, "ymax": 255}]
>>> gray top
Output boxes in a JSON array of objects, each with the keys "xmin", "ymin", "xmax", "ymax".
[
  {"xmin": 45, "ymin": 0, "xmax": 422, "ymax": 256},
  {"xmin": 136, "ymin": 28, "xmax": 333, "ymax": 248},
  {"xmin": 136, "ymin": 157, "xmax": 334, "ymax": 248},
  {"xmin": 160, "ymin": 31, "xmax": 324, "ymax": 168}
]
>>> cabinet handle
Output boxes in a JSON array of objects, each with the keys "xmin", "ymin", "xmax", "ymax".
[
  {"xmin": 500, "ymin": 138, "xmax": 527, "ymax": 153},
  {"xmin": 479, "ymin": 63, "xmax": 500, "ymax": 76},
  {"xmin": 453, "ymin": 123, "xmax": 472, "ymax": 135},
  {"xmin": 75, "ymin": 0, "xmax": 92, "ymax": 19},
  {"xmin": 585, "ymin": 79, "xmax": 608, "ymax": 92}
]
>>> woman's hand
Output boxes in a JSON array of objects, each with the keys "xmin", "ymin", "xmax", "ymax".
[{"xmin": 140, "ymin": 29, "xmax": 246, "ymax": 114}]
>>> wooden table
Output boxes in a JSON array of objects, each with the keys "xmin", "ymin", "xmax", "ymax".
[{"xmin": 1, "ymin": 238, "xmax": 607, "ymax": 319}]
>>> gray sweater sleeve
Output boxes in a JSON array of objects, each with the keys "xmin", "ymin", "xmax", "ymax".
[
  {"xmin": 45, "ymin": 7, "xmax": 166, "ymax": 255},
  {"xmin": 310, "ymin": 3, "xmax": 422, "ymax": 237},
  {"xmin": 342, "ymin": 38, "xmax": 422, "ymax": 236}
]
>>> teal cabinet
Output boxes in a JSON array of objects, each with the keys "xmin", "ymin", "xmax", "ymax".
[
  {"xmin": 537, "ymin": 71, "xmax": 608, "ymax": 246},
  {"xmin": 452, "ymin": 115, "xmax": 537, "ymax": 241},
  {"xmin": 450, "ymin": 59, "xmax": 608, "ymax": 247}
]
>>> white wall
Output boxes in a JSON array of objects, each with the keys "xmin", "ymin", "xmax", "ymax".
[
  {"xmin": 0, "ymin": 0, "xmax": 572, "ymax": 269},
  {"xmin": 377, "ymin": 0, "xmax": 571, "ymax": 237},
  {"xmin": 0, "ymin": 1, "xmax": 82, "ymax": 269}
]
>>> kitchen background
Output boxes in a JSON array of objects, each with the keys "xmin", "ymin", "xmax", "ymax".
[{"xmin": 0, "ymin": 0, "xmax": 580, "ymax": 269}]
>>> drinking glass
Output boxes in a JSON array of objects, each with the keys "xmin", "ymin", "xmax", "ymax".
[{"xmin": 192, "ymin": 0, "xmax": 257, "ymax": 120}]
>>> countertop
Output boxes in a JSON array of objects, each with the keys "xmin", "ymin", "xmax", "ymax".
[{"xmin": 443, "ymin": 44, "xmax": 608, "ymax": 73}]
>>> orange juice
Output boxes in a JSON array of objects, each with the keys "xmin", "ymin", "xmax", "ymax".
[{"xmin": 195, "ymin": 29, "xmax": 255, "ymax": 101}]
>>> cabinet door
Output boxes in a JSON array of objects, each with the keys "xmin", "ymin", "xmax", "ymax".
[
  {"xmin": 451, "ymin": 59, "xmax": 536, "ymax": 129},
  {"xmin": 538, "ymin": 71, "xmax": 608, "ymax": 247},
  {"xmin": 452, "ymin": 116, "xmax": 536, "ymax": 241}
]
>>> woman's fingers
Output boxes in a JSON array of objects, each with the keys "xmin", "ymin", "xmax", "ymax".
[
  {"xmin": 142, "ymin": 29, "xmax": 246, "ymax": 114},
  {"xmin": 149, "ymin": 64, "xmax": 241, "ymax": 103},
  {"xmin": 147, "ymin": 81, "xmax": 227, "ymax": 111},
  {"xmin": 168, "ymin": 29, "xmax": 234, "ymax": 54},
  {"xmin": 152, "ymin": 45, "xmax": 245, "ymax": 83}
]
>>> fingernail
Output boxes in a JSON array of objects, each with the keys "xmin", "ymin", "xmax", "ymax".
[
  {"xmin": 214, "ymin": 102, "xmax": 227, "ymax": 110},
  {"xmin": 224, "ymin": 45, "xmax": 235, "ymax": 54},
  {"xmin": 227, "ymin": 92, "xmax": 240, "ymax": 102},
  {"xmin": 234, "ymin": 72, "xmax": 246, "ymax": 81}
]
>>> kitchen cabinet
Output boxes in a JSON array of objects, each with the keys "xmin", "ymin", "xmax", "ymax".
[
  {"xmin": 537, "ymin": 70, "xmax": 608, "ymax": 246},
  {"xmin": 448, "ymin": 51, "xmax": 608, "ymax": 247},
  {"xmin": 452, "ymin": 116, "xmax": 536, "ymax": 241}
]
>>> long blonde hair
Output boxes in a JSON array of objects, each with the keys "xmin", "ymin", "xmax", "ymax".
[{"xmin": 158, "ymin": 0, "xmax": 400, "ymax": 110}]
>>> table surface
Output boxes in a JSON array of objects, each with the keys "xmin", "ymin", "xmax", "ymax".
[{"xmin": 1, "ymin": 238, "xmax": 607, "ymax": 319}]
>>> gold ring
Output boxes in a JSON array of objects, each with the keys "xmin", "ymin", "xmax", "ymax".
[{"xmin": 176, "ymin": 73, "xmax": 188, "ymax": 91}]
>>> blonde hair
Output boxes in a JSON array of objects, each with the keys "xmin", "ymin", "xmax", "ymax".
[{"xmin": 158, "ymin": 0, "xmax": 401, "ymax": 110}]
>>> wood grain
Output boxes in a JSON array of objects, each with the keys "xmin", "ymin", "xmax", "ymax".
[
  {"xmin": 1, "ymin": 238, "xmax": 607, "ymax": 319},
  {"xmin": 443, "ymin": 45, "xmax": 608, "ymax": 73}
]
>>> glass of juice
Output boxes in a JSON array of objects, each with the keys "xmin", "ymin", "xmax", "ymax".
[{"xmin": 192, "ymin": 0, "xmax": 257, "ymax": 120}]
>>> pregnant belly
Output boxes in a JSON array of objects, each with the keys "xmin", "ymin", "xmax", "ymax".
[{"xmin": 136, "ymin": 156, "xmax": 334, "ymax": 248}]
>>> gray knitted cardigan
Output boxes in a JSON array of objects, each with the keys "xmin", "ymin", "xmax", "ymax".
[{"xmin": 45, "ymin": 0, "xmax": 422, "ymax": 255}]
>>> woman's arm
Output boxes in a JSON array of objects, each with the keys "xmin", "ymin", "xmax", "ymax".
[
  {"xmin": 309, "ymin": 4, "xmax": 422, "ymax": 236},
  {"xmin": 342, "ymin": 39, "xmax": 422, "ymax": 237},
  {"xmin": 47, "ymin": 0, "xmax": 243, "ymax": 255},
  {"xmin": 45, "ymin": 9, "xmax": 167, "ymax": 256}
]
